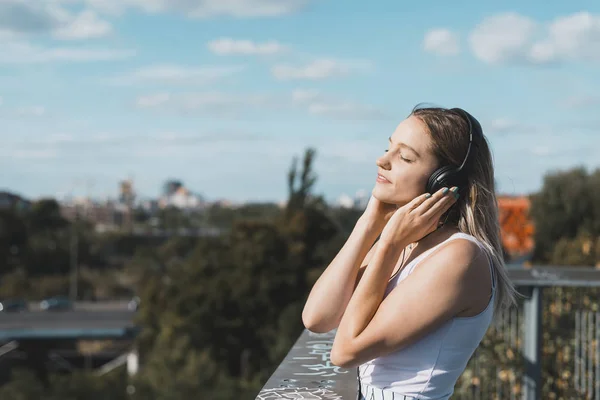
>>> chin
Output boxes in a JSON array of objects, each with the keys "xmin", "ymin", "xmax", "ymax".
[
  {"xmin": 372, "ymin": 186, "xmax": 398, "ymax": 205},
  {"xmin": 372, "ymin": 185, "xmax": 411, "ymax": 207}
]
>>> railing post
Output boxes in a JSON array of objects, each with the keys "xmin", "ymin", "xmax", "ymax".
[{"xmin": 522, "ymin": 286, "xmax": 542, "ymax": 400}]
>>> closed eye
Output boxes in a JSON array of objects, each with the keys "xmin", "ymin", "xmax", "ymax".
[{"xmin": 385, "ymin": 150, "xmax": 413, "ymax": 163}]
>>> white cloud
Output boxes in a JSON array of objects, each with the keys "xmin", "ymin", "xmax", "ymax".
[
  {"xmin": 531, "ymin": 12, "xmax": 600, "ymax": 64},
  {"xmin": 0, "ymin": 40, "xmax": 135, "ymax": 63},
  {"xmin": 4, "ymin": 131, "xmax": 265, "ymax": 150},
  {"xmin": 55, "ymin": 0, "xmax": 310, "ymax": 18},
  {"xmin": 292, "ymin": 89, "xmax": 388, "ymax": 120},
  {"xmin": 135, "ymin": 89, "xmax": 387, "ymax": 120},
  {"xmin": 272, "ymin": 59, "xmax": 371, "ymax": 80},
  {"xmin": 423, "ymin": 28, "xmax": 460, "ymax": 56},
  {"xmin": 469, "ymin": 12, "xmax": 600, "ymax": 65},
  {"xmin": 0, "ymin": 102, "xmax": 47, "ymax": 118},
  {"xmin": 135, "ymin": 93, "xmax": 171, "ymax": 108},
  {"xmin": 0, "ymin": 0, "xmax": 112, "ymax": 40},
  {"xmin": 291, "ymin": 89, "xmax": 320, "ymax": 103},
  {"xmin": 307, "ymin": 102, "xmax": 386, "ymax": 120},
  {"xmin": 15, "ymin": 106, "xmax": 46, "ymax": 117},
  {"xmin": 208, "ymin": 38, "xmax": 288, "ymax": 55},
  {"xmin": 11, "ymin": 149, "xmax": 58, "ymax": 159},
  {"xmin": 47, "ymin": 133, "xmax": 76, "ymax": 143},
  {"xmin": 486, "ymin": 118, "xmax": 519, "ymax": 134},
  {"xmin": 135, "ymin": 91, "xmax": 276, "ymax": 116},
  {"xmin": 0, "ymin": 0, "xmax": 61, "ymax": 36},
  {"xmin": 531, "ymin": 146, "xmax": 552, "ymax": 156},
  {"xmin": 53, "ymin": 9, "xmax": 112, "ymax": 39},
  {"xmin": 469, "ymin": 13, "xmax": 537, "ymax": 64},
  {"xmin": 561, "ymin": 94, "xmax": 600, "ymax": 109},
  {"xmin": 111, "ymin": 64, "xmax": 244, "ymax": 85}
]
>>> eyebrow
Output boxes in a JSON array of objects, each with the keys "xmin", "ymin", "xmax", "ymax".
[{"xmin": 389, "ymin": 137, "xmax": 421, "ymax": 158}]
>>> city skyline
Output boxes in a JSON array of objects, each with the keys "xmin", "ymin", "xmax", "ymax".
[{"xmin": 2, "ymin": 0, "xmax": 599, "ymax": 203}]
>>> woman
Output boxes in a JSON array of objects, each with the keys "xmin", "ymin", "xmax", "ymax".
[{"xmin": 302, "ymin": 105, "xmax": 518, "ymax": 400}]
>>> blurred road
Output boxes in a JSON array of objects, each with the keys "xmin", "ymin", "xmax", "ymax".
[
  {"xmin": 0, "ymin": 310, "xmax": 135, "ymax": 331},
  {"xmin": 26, "ymin": 300, "xmax": 131, "ymax": 312},
  {"xmin": 0, "ymin": 302, "xmax": 138, "ymax": 340}
]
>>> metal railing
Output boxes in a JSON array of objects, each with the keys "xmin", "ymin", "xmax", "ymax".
[{"xmin": 256, "ymin": 266, "xmax": 600, "ymax": 400}]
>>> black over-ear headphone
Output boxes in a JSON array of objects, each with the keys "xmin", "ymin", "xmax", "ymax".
[{"xmin": 425, "ymin": 108, "xmax": 483, "ymax": 194}]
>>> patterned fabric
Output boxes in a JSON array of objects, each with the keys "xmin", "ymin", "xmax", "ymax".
[{"xmin": 358, "ymin": 381, "xmax": 418, "ymax": 400}]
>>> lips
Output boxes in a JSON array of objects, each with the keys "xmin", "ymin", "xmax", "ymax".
[{"xmin": 376, "ymin": 174, "xmax": 391, "ymax": 183}]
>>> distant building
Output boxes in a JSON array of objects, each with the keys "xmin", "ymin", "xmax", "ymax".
[
  {"xmin": 163, "ymin": 180, "xmax": 183, "ymax": 197},
  {"xmin": 336, "ymin": 190, "xmax": 369, "ymax": 209},
  {"xmin": 158, "ymin": 185, "xmax": 205, "ymax": 210},
  {"xmin": 60, "ymin": 197, "xmax": 131, "ymax": 232},
  {"xmin": 119, "ymin": 180, "xmax": 135, "ymax": 206},
  {"xmin": 336, "ymin": 194, "xmax": 354, "ymax": 209},
  {"xmin": 139, "ymin": 199, "xmax": 159, "ymax": 213},
  {"xmin": 497, "ymin": 195, "xmax": 535, "ymax": 261},
  {"xmin": 212, "ymin": 199, "xmax": 238, "ymax": 208}
]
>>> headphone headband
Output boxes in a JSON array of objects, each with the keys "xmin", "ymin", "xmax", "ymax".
[
  {"xmin": 449, "ymin": 107, "xmax": 482, "ymax": 173},
  {"xmin": 424, "ymin": 107, "xmax": 483, "ymax": 194}
]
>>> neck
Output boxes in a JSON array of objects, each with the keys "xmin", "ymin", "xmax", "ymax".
[{"xmin": 415, "ymin": 225, "xmax": 457, "ymax": 249}]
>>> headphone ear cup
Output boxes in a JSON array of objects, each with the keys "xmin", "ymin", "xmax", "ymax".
[{"xmin": 426, "ymin": 166, "xmax": 456, "ymax": 194}]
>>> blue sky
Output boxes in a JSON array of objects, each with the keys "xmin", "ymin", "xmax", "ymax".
[{"xmin": 1, "ymin": 0, "xmax": 599, "ymax": 204}]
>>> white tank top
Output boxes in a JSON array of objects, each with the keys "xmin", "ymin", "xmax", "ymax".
[{"xmin": 358, "ymin": 232, "xmax": 496, "ymax": 400}]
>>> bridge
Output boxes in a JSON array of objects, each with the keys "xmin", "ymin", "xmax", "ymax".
[
  {"xmin": 0, "ymin": 301, "xmax": 138, "ymax": 341},
  {"xmin": 0, "ymin": 301, "xmax": 140, "ymax": 382}
]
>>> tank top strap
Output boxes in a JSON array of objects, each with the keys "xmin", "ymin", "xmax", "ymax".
[
  {"xmin": 398, "ymin": 232, "xmax": 497, "ymax": 294},
  {"xmin": 444, "ymin": 232, "xmax": 497, "ymax": 291}
]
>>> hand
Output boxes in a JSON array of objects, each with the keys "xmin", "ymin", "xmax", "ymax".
[
  {"xmin": 379, "ymin": 187, "xmax": 459, "ymax": 247},
  {"xmin": 362, "ymin": 194, "xmax": 399, "ymax": 225}
]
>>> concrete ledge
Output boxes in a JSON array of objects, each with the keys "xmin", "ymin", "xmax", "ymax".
[{"xmin": 256, "ymin": 329, "xmax": 357, "ymax": 400}]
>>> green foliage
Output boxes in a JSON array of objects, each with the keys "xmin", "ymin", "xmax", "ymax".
[
  {"xmin": 131, "ymin": 335, "xmax": 222, "ymax": 400},
  {"xmin": 0, "ymin": 368, "xmax": 127, "ymax": 400},
  {"xmin": 20, "ymin": 148, "xmax": 600, "ymax": 399},
  {"xmin": 0, "ymin": 208, "xmax": 29, "ymax": 272},
  {"xmin": 0, "ymin": 268, "xmax": 96, "ymax": 300},
  {"xmin": 127, "ymin": 147, "xmax": 344, "ymax": 398},
  {"xmin": 0, "ymin": 197, "xmax": 109, "ymax": 280},
  {"xmin": 531, "ymin": 167, "xmax": 600, "ymax": 265},
  {"xmin": 551, "ymin": 233, "xmax": 599, "ymax": 266},
  {"xmin": 286, "ymin": 148, "xmax": 319, "ymax": 214},
  {"xmin": 0, "ymin": 147, "xmax": 371, "ymax": 398},
  {"xmin": 203, "ymin": 202, "xmax": 282, "ymax": 231},
  {"xmin": 0, "ymin": 369, "xmax": 45, "ymax": 400}
]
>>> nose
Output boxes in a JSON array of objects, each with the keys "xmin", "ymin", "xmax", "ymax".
[{"xmin": 376, "ymin": 152, "xmax": 391, "ymax": 170}]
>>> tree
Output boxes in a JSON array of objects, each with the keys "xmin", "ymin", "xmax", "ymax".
[
  {"xmin": 286, "ymin": 148, "xmax": 319, "ymax": 214},
  {"xmin": 131, "ymin": 335, "xmax": 223, "ymax": 400},
  {"xmin": 0, "ymin": 208, "xmax": 28, "ymax": 273},
  {"xmin": 530, "ymin": 167, "xmax": 597, "ymax": 264},
  {"xmin": 0, "ymin": 369, "xmax": 45, "ymax": 400},
  {"xmin": 26, "ymin": 199, "xmax": 68, "ymax": 233}
]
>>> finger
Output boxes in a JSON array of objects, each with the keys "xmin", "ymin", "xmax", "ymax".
[
  {"xmin": 408, "ymin": 192, "xmax": 434, "ymax": 211},
  {"xmin": 423, "ymin": 187, "xmax": 458, "ymax": 219},
  {"xmin": 412, "ymin": 186, "xmax": 450, "ymax": 213}
]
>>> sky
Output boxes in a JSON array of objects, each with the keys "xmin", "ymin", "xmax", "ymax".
[{"xmin": 1, "ymin": 0, "xmax": 599, "ymax": 204}]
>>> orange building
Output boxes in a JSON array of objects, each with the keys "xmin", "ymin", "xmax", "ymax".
[{"xmin": 497, "ymin": 196, "xmax": 535, "ymax": 259}]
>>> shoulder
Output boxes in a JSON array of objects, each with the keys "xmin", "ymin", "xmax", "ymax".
[
  {"xmin": 412, "ymin": 234, "xmax": 490, "ymax": 294},
  {"xmin": 436, "ymin": 234, "xmax": 487, "ymax": 265}
]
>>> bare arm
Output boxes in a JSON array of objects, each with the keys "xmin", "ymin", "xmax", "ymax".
[{"xmin": 302, "ymin": 216, "xmax": 385, "ymax": 333}]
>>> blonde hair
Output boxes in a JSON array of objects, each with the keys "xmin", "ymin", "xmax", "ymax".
[{"xmin": 411, "ymin": 105, "xmax": 519, "ymax": 314}]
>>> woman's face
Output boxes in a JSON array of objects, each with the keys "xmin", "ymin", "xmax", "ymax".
[{"xmin": 372, "ymin": 115, "xmax": 440, "ymax": 206}]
